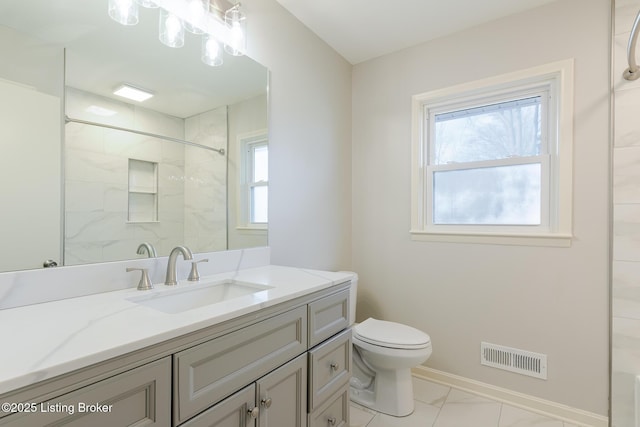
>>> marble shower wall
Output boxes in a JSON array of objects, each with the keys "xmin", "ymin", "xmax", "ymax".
[
  {"xmin": 64, "ymin": 87, "xmax": 227, "ymax": 265},
  {"xmin": 184, "ymin": 107, "xmax": 228, "ymax": 253},
  {"xmin": 613, "ymin": 1, "xmax": 640, "ymax": 425}
]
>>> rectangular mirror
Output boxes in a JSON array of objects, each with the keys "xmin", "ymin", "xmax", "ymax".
[{"xmin": 0, "ymin": 0, "xmax": 269, "ymax": 273}]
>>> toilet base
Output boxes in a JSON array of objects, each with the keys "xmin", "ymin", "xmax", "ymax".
[{"xmin": 350, "ymin": 367, "xmax": 415, "ymax": 417}]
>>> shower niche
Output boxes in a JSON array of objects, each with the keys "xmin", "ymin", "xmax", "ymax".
[{"xmin": 128, "ymin": 159, "xmax": 158, "ymax": 223}]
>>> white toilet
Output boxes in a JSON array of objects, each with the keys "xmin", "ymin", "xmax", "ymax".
[{"xmin": 348, "ymin": 274, "xmax": 432, "ymax": 417}]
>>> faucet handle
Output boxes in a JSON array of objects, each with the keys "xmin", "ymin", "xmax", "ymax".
[
  {"xmin": 188, "ymin": 259, "xmax": 209, "ymax": 282},
  {"xmin": 127, "ymin": 267, "xmax": 154, "ymax": 291}
]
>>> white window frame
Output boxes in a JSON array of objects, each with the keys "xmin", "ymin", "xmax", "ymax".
[
  {"xmin": 238, "ymin": 130, "xmax": 268, "ymax": 230},
  {"xmin": 410, "ymin": 59, "xmax": 574, "ymax": 247}
]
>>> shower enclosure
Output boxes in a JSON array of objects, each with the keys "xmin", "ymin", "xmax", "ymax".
[{"xmin": 612, "ymin": 1, "xmax": 640, "ymax": 426}]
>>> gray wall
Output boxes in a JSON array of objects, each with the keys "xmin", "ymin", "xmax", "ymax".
[
  {"xmin": 241, "ymin": 0, "xmax": 610, "ymax": 415},
  {"xmin": 242, "ymin": 0, "xmax": 353, "ymax": 272},
  {"xmin": 351, "ymin": 0, "xmax": 610, "ymax": 415}
]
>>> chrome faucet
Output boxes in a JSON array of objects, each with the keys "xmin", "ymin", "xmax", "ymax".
[
  {"xmin": 136, "ymin": 242, "xmax": 157, "ymax": 258},
  {"xmin": 165, "ymin": 246, "xmax": 193, "ymax": 286}
]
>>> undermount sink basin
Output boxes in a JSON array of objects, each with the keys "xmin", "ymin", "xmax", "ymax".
[{"xmin": 127, "ymin": 279, "xmax": 273, "ymax": 314}]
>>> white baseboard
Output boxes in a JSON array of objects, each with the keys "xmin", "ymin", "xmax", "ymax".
[{"xmin": 412, "ymin": 366, "xmax": 608, "ymax": 427}]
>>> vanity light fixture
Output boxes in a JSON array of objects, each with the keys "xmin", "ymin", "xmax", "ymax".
[
  {"xmin": 108, "ymin": 0, "xmax": 139, "ymax": 25},
  {"xmin": 202, "ymin": 34, "xmax": 223, "ymax": 66},
  {"xmin": 223, "ymin": 4, "xmax": 246, "ymax": 56},
  {"xmin": 107, "ymin": 0, "xmax": 247, "ymax": 67},
  {"xmin": 159, "ymin": 8, "xmax": 185, "ymax": 48},
  {"xmin": 113, "ymin": 84, "xmax": 155, "ymax": 102},
  {"xmin": 183, "ymin": 0, "xmax": 209, "ymax": 34}
]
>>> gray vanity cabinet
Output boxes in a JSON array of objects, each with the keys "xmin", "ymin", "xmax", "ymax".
[
  {"xmin": 181, "ymin": 354, "xmax": 307, "ymax": 427},
  {"xmin": 173, "ymin": 306, "xmax": 307, "ymax": 425},
  {"xmin": 0, "ymin": 281, "xmax": 352, "ymax": 427},
  {"xmin": 0, "ymin": 357, "xmax": 171, "ymax": 427},
  {"xmin": 177, "ymin": 288, "xmax": 351, "ymax": 427},
  {"xmin": 305, "ymin": 288, "xmax": 352, "ymax": 427}
]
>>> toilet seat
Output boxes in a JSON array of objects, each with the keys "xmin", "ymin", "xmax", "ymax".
[{"xmin": 353, "ymin": 318, "xmax": 431, "ymax": 350}]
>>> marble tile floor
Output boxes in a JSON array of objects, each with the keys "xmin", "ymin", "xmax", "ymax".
[{"xmin": 350, "ymin": 377, "xmax": 582, "ymax": 427}]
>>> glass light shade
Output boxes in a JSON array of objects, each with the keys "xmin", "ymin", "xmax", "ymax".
[
  {"xmin": 108, "ymin": 0, "xmax": 139, "ymax": 25},
  {"xmin": 135, "ymin": 0, "xmax": 159, "ymax": 8},
  {"xmin": 159, "ymin": 9, "xmax": 185, "ymax": 48},
  {"xmin": 183, "ymin": 0, "xmax": 209, "ymax": 34},
  {"xmin": 224, "ymin": 6, "xmax": 246, "ymax": 56},
  {"xmin": 201, "ymin": 34, "xmax": 223, "ymax": 66}
]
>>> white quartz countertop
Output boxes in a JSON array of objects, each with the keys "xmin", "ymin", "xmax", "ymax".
[{"xmin": 0, "ymin": 265, "xmax": 352, "ymax": 395}]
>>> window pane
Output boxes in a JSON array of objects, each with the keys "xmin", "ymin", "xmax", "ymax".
[
  {"xmin": 253, "ymin": 145, "xmax": 268, "ymax": 182},
  {"xmin": 251, "ymin": 186, "xmax": 268, "ymax": 223},
  {"xmin": 433, "ymin": 97, "xmax": 541, "ymax": 165},
  {"xmin": 433, "ymin": 163, "xmax": 541, "ymax": 225}
]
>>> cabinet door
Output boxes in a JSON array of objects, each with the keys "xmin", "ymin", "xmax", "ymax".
[
  {"xmin": 0, "ymin": 357, "xmax": 171, "ymax": 427},
  {"xmin": 256, "ymin": 354, "xmax": 307, "ymax": 427},
  {"xmin": 181, "ymin": 385, "xmax": 256, "ymax": 427},
  {"xmin": 175, "ymin": 306, "xmax": 307, "ymax": 424}
]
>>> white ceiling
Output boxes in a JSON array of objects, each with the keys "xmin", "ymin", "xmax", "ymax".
[{"xmin": 275, "ymin": 0, "xmax": 559, "ymax": 64}]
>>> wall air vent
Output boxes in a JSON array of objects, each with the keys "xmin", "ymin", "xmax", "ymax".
[{"xmin": 480, "ymin": 342, "xmax": 547, "ymax": 380}]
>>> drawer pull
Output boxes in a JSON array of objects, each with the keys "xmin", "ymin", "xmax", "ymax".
[
  {"xmin": 261, "ymin": 397, "xmax": 272, "ymax": 408},
  {"xmin": 248, "ymin": 407, "xmax": 260, "ymax": 419},
  {"xmin": 330, "ymin": 362, "xmax": 340, "ymax": 371},
  {"xmin": 328, "ymin": 416, "xmax": 337, "ymax": 425}
]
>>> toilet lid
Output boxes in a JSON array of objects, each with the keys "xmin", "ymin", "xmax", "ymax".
[{"xmin": 354, "ymin": 318, "xmax": 431, "ymax": 349}]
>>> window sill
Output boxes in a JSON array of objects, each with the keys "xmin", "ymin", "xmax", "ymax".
[
  {"xmin": 410, "ymin": 229, "xmax": 572, "ymax": 247},
  {"xmin": 236, "ymin": 226, "xmax": 268, "ymax": 234}
]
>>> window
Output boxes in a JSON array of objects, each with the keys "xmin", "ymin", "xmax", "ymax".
[
  {"xmin": 239, "ymin": 132, "xmax": 268, "ymax": 228},
  {"xmin": 248, "ymin": 142, "xmax": 268, "ymax": 224},
  {"xmin": 411, "ymin": 60, "xmax": 573, "ymax": 246}
]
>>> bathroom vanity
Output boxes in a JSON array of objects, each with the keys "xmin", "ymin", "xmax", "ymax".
[{"xmin": 0, "ymin": 266, "xmax": 352, "ymax": 427}]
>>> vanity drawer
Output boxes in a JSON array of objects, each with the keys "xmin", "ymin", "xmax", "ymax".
[
  {"xmin": 307, "ymin": 384, "xmax": 349, "ymax": 427},
  {"xmin": 174, "ymin": 306, "xmax": 307, "ymax": 424},
  {"xmin": 308, "ymin": 329, "xmax": 351, "ymax": 411},
  {"xmin": 0, "ymin": 357, "xmax": 171, "ymax": 427},
  {"xmin": 308, "ymin": 289, "xmax": 349, "ymax": 348}
]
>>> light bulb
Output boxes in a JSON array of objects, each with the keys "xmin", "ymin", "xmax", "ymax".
[
  {"xmin": 202, "ymin": 34, "xmax": 223, "ymax": 66},
  {"xmin": 224, "ymin": 6, "xmax": 246, "ymax": 56},
  {"xmin": 159, "ymin": 9, "xmax": 184, "ymax": 48},
  {"xmin": 229, "ymin": 22, "xmax": 244, "ymax": 53},
  {"xmin": 108, "ymin": 0, "xmax": 139, "ymax": 25},
  {"xmin": 184, "ymin": 0, "xmax": 208, "ymax": 34}
]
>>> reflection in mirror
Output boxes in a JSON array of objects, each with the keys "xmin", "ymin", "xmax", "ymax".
[
  {"xmin": 64, "ymin": 89, "xmax": 229, "ymax": 265},
  {"xmin": 0, "ymin": 0, "xmax": 268, "ymax": 273}
]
